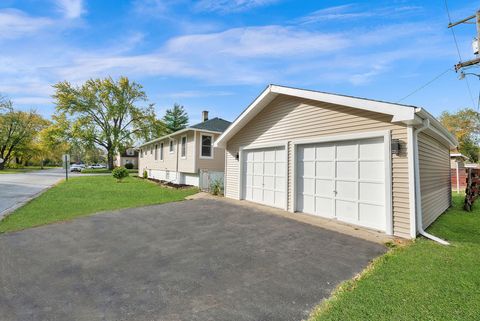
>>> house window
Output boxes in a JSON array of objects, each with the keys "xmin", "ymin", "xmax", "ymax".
[
  {"xmin": 140, "ymin": 149, "xmax": 143, "ymax": 158},
  {"xmin": 160, "ymin": 143, "xmax": 164, "ymax": 161},
  {"xmin": 169, "ymin": 140, "xmax": 174, "ymax": 153},
  {"xmin": 181, "ymin": 136, "xmax": 187, "ymax": 158},
  {"xmin": 201, "ymin": 134, "xmax": 213, "ymax": 158},
  {"xmin": 150, "ymin": 145, "xmax": 153, "ymax": 155},
  {"xmin": 154, "ymin": 144, "xmax": 158, "ymax": 160}
]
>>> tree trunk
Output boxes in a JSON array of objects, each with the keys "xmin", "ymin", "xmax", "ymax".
[
  {"xmin": 0, "ymin": 162, "xmax": 4, "ymax": 170},
  {"xmin": 107, "ymin": 150, "xmax": 114, "ymax": 170}
]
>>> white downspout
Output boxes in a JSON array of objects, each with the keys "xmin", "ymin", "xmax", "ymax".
[
  {"xmin": 456, "ymin": 161, "xmax": 460, "ymax": 194},
  {"xmin": 413, "ymin": 119, "xmax": 450, "ymax": 245}
]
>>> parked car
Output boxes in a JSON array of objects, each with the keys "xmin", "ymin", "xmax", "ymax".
[
  {"xmin": 70, "ymin": 164, "xmax": 83, "ymax": 172},
  {"xmin": 88, "ymin": 164, "xmax": 107, "ymax": 169}
]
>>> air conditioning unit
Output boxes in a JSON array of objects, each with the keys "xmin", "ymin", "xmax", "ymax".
[{"xmin": 473, "ymin": 38, "xmax": 479, "ymax": 55}]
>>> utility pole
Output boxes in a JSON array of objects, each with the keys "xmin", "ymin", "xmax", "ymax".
[{"xmin": 449, "ymin": 10, "xmax": 480, "ymax": 71}]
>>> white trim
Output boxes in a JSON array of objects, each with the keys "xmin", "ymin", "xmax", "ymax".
[
  {"xmin": 407, "ymin": 126, "xmax": 417, "ymax": 238},
  {"xmin": 241, "ymin": 140, "xmax": 288, "ymax": 151},
  {"xmin": 139, "ymin": 128, "xmax": 222, "ymax": 147},
  {"xmin": 180, "ymin": 135, "xmax": 187, "ymax": 159},
  {"xmin": 193, "ymin": 132, "xmax": 197, "ymax": 171},
  {"xmin": 200, "ymin": 133, "xmax": 214, "ymax": 159},
  {"xmin": 292, "ymin": 130, "xmax": 393, "ymax": 234}
]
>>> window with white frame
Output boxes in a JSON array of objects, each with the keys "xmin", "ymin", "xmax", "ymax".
[
  {"xmin": 154, "ymin": 144, "xmax": 158, "ymax": 160},
  {"xmin": 160, "ymin": 142, "xmax": 164, "ymax": 160},
  {"xmin": 201, "ymin": 134, "xmax": 213, "ymax": 158},
  {"xmin": 169, "ymin": 140, "xmax": 174, "ymax": 153},
  {"xmin": 181, "ymin": 136, "xmax": 187, "ymax": 158}
]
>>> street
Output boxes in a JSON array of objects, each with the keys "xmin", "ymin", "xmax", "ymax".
[{"xmin": 0, "ymin": 168, "xmax": 73, "ymax": 219}]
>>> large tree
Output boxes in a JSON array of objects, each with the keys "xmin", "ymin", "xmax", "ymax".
[
  {"xmin": 163, "ymin": 103, "xmax": 189, "ymax": 133},
  {"xmin": 0, "ymin": 98, "xmax": 48, "ymax": 170},
  {"xmin": 53, "ymin": 77, "xmax": 158, "ymax": 169},
  {"xmin": 439, "ymin": 108, "xmax": 480, "ymax": 162}
]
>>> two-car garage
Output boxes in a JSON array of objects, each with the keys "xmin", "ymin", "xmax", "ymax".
[{"xmin": 217, "ymin": 85, "xmax": 457, "ymax": 239}]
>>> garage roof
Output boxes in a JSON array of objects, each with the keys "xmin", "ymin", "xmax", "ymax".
[{"xmin": 215, "ymin": 84, "xmax": 457, "ymax": 148}]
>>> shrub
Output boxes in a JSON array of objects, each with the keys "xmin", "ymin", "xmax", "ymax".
[
  {"xmin": 210, "ymin": 178, "xmax": 224, "ymax": 196},
  {"xmin": 143, "ymin": 169, "xmax": 148, "ymax": 179},
  {"xmin": 112, "ymin": 167, "xmax": 129, "ymax": 182},
  {"xmin": 124, "ymin": 162, "xmax": 134, "ymax": 169}
]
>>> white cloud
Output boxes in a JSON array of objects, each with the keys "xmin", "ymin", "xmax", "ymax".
[
  {"xmin": 54, "ymin": 0, "xmax": 84, "ymax": 19},
  {"xmin": 195, "ymin": 0, "xmax": 280, "ymax": 13},
  {"xmin": 0, "ymin": 9, "xmax": 52, "ymax": 39}
]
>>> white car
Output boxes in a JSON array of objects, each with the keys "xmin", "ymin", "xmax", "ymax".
[
  {"xmin": 88, "ymin": 164, "xmax": 106, "ymax": 169},
  {"xmin": 70, "ymin": 164, "xmax": 84, "ymax": 172}
]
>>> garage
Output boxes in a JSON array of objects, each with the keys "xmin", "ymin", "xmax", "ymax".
[
  {"xmin": 216, "ymin": 85, "xmax": 457, "ymax": 239},
  {"xmin": 242, "ymin": 146, "xmax": 286, "ymax": 209},
  {"xmin": 295, "ymin": 137, "xmax": 387, "ymax": 231}
]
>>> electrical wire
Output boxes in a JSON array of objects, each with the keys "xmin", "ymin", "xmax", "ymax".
[
  {"xmin": 444, "ymin": 0, "xmax": 477, "ymax": 108},
  {"xmin": 397, "ymin": 68, "xmax": 453, "ymax": 103}
]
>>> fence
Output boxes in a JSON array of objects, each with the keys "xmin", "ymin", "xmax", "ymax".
[{"xmin": 199, "ymin": 170, "xmax": 224, "ymax": 193}]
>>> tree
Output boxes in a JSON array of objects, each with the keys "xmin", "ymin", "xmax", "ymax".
[
  {"xmin": 53, "ymin": 77, "xmax": 158, "ymax": 169},
  {"xmin": 439, "ymin": 108, "xmax": 480, "ymax": 162},
  {"xmin": 163, "ymin": 103, "xmax": 189, "ymax": 133},
  {"xmin": 0, "ymin": 99, "xmax": 48, "ymax": 170}
]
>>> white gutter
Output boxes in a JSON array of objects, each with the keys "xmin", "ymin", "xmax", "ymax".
[{"xmin": 413, "ymin": 119, "xmax": 450, "ymax": 245}]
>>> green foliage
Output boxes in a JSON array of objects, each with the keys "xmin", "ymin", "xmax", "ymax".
[
  {"xmin": 124, "ymin": 162, "xmax": 134, "ymax": 169},
  {"xmin": 439, "ymin": 108, "xmax": 480, "ymax": 162},
  {"xmin": 53, "ymin": 76, "xmax": 160, "ymax": 169},
  {"xmin": 0, "ymin": 98, "xmax": 49, "ymax": 169},
  {"xmin": 0, "ymin": 175, "xmax": 198, "ymax": 233},
  {"xmin": 112, "ymin": 166, "xmax": 129, "ymax": 182},
  {"xmin": 143, "ymin": 169, "xmax": 148, "ymax": 179},
  {"xmin": 163, "ymin": 103, "xmax": 189, "ymax": 133},
  {"xmin": 210, "ymin": 178, "xmax": 223, "ymax": 195}
]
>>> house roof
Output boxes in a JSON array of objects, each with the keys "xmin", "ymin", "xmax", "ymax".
[
  {"xmin": 215, "ymin": 84, "xmax": 457, "ymax": 148},
  {"xmin": 450, "ymin": 153, "xmax": 469, "ymax": 160},
  {"xmin": 139, "ymin": 117, "xmax": 231, "ymax": 147},
  {"xmin": 190, "ymin": 117, "xmax": 231, "ymax": 132}
]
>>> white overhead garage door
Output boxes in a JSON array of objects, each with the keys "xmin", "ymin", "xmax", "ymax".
[
  {"xmin": 296, "ymin": 137, "xmax": 386, "ymax": 231},
  {"xmin": 243, "ymin": 146, "xmax": 286, "ymax": 209}
]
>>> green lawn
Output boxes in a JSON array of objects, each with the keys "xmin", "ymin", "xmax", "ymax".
[
  {"xmin": 80, "ymin": 168, "xmax": 138, "ymax": 174},
  {"xmin": 0, "ymin": 166, "xmax": 58, "ymax": 174},
  {"xmin": 310, "ymin": 193, "xmax": 480, "ymax": 321},
  {"xmin": 0, "ymin": 175, "xmax": 197, "ymax": 233}
]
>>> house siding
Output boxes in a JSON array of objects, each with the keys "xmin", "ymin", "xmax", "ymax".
[
  {"xmin": 418, "ymin": 132, "xmax": 451, "ymax": 228},
  {"xmin": 196, "ymin": 131, "xmax": 225, "ymax": 172},
  {"xmin": 225, "ymin": 95, "xmax": 411, "ymax": 238}
]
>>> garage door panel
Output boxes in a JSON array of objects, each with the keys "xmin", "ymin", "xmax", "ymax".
[
  {"xmin": 275, "ymin": 162, "xmax": 286, "ymax": 176},
  {"xmin": 252, "ymin": 188, "xmax": 263, "ymax": 202},
  {"xmin": 315, "ymin": 197, "xmax": 333, "ymax": 217},
  {"xmin": 264, "ymin": 150, "xmax": 275, "ymax": 161},
  {"xmin": 315, "ymin": 144, "xmax": 334, "ymax": 160},
  {"xmin": 253, "ymin": 175, "xmax": 263, "ymax": 187},
  {"xmin": 336, "ymin": 180, "xmax": 356, "ymax": 200},
  {"xmin": 336, "ymin": 200, "xmax": 358, "ymax": 221},
  {"xmin": 315, "ymin": 161, "xmax": 333, "ymax": 178},
  {"xmin": 274, "ymin": 192, "xmax": 285, "ymax": 207},
  {"xmin": 359, "ymin": 203, "xmax": 385, "ymax": 230},
  {"xmin": 300, "ymin": 145, "xmax": 315, "ymax": 160},
  {"xmin": 298, "ymin": 194, "xmax": 314, "ymax": 213},
  {"xmin": 359, "ymin": 138, "xmax": 384, "ymax": 159},
  {"xmin": 336, "ymin": 161, "xmax": 357, "ymax": 179},
  {"xmin": 263, "ymin": 176, "xmax": 274, "ymax": 190},
  {"xmin": 359, "ymin": 182, "xmax": 384, "ymax": 203},
  {"xmin": 264, "ymin": 162, "xmax": 275, "ymax": 176},
  {"xmin": 275, "ymin": 148, "xmax": 286, "ymax": 161},
  {"xmin": 253, "ymin": 163, "xmax": 263, "ymax": 175},
  {"xmin": 300, "ymin": 161, "xmax": 315, "ymax": 177},
  {"xmin": 264, "ymin": 189, "xmax": 274, "ymax": 203},
  {"xmin": 315, "ymin": 179, "xmax": 333, "ymax": 197},
  {"xmin": 299, "ymin": 177, "xmax": 315, "ymax": 195},
  {"xmin": 275, "ymin": 177, "xmax": 285, "ymax": 191},
  {"xmin": 336, "ymin": 143, "xmax": 357, "ymax": 160},
  {"xmin": 359, "ymin": 162, "xmax": 383, "ymax": 180}
]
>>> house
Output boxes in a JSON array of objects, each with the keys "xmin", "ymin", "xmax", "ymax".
[
  {"xmin": 450, "ymin": 153, "xmax": 468, "ymax": 193},
  {"xmin": 215, "ymin": 85, "xmax": 457, "ymax": 240},
  {"xmin": 138, "ymin": 111, "xmax": 231, "ymax": 187},
  {"xmin": 115, "ymin": 147, "xmax": 139, "ymax": 169}
]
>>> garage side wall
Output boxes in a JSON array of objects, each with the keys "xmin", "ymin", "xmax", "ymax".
[
  {"xmin": 225, "ymin": 95, "xmax": 412, "ymax": 238},
  {"xmin": 418, "ymin": 132, "xmax": 451, "ymax": 228}
]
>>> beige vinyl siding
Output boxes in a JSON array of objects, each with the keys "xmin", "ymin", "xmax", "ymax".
[
  {"xmin": 196, "ymin": 132, "xmax": 226, "ymax": 172},
  {"xmin": 418, "ymin": 132, "xmax": 451, "ymax": 228},
  {"xmin": 225, "ymin": 95, "xmax": 411, "ymax": 238}
]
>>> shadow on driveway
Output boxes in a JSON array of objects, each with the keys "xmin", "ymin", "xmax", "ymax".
[{"xmin": 0, "ymin": 198, "xmax": 386, "ymax": 321}]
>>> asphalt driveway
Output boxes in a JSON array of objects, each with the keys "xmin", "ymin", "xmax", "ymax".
[{"xmin": 0, "ymin": 198, "xmax": 386, "ymax": 321}]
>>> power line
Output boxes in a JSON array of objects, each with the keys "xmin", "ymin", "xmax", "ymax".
[
  {"xmin": 397, "ymin": 68, "xmax": 453, "ymax": 103},
  {"xmin": 444, "ymin": 0, "xmax": 477, "ymax": 108}
]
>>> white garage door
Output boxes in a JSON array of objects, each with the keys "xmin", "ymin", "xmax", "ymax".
[
  {"xmin": 296, "ymin": 137, "xmax": 386, "ymax": 231},
  {"xmin": 243, "ymin": 146, "xmax": 286, "ymax": 209}
]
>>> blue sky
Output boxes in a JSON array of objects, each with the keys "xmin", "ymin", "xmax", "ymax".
[{"xmin": 1, "ymin": 0, "xmax": 480, "ymax": 124}]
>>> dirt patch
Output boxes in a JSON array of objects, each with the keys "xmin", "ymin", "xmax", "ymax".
[{"xmin": 143, "ymin": 177, "xmax": 192, "ymax": 189}]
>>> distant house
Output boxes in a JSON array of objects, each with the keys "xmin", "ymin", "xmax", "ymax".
[
  {"xmin": 115, "ymin": 148, "xmax": 139, "ymax": 169},
  {"xmin": 138, "ymin": 111, "xmax": 231, "ymax": 187}
]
